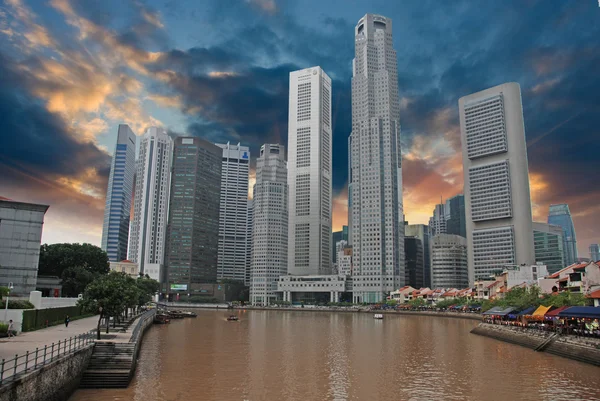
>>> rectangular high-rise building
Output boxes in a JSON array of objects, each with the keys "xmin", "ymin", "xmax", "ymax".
[
  {"xmin": 332, "ymin": 225, "xmax": 348, "ymax": 264},
  {"xmin": 287, "ymin": 67, "xmax": 332, "ymax": 276},
  {"xmin": 590, "ymin": 244, "xmax": 600, "ymax": 262},
  {"xmin": 445, "ymin": 194, "xmax": 466, "ymax": 238},
  {"xmin": 101, "ymin": 124, "xmax": 136, "ymax": 262},
  {"xmin": 429, "ymin": 204, "xmax": 446, "ymax": 237},
  {"xmin": 532, "ymin": 222, "xmax": 565, "ymax": 274},
  {"xmin": 165, "ymin": 137, "xmax": 222, "ymax": 289},
  {"xmin": 216, "ymin": 142, "xmax": 250, "ymax": 282},
  {"xmin": 404, "ymin": 237, "xmax": 424, "ymax": 289},
  {"xmin": 251, "ymin": 144, "xmax": 288, "ymax": 305},
  {"xmin": 548, "ymin": 204, "xmax": 578, "ymax": 266},
  {"xmin": 349, "ymin": 14, "xmax": 404, "ymax": 303},
  {"xmin": 459, "ymin": 82, "xmax": 535, "ymax": 283},
  {"xmin": 245, "ymin": 199, "xmax": 253, "ymax": 286},
  {"xmin": 129, "ymin": 127, "xmax": 173, "ymax": 281},
  {"xmin": 405, "ymin": 224, "xmax": 431, "ymax": 288}
]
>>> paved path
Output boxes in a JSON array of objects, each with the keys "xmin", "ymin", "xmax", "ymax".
[{"xmin": 0, "ymin": 315, "xmax": 100, "ymax": 361}]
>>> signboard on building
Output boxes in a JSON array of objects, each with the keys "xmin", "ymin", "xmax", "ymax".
[{"xmin": 170, "ymin": 284, "xmax": 188, "ymax": 291}]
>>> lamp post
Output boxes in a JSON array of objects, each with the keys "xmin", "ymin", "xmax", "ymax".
[{"xmin": 4, "ymin": 282, "xmax": 13, "ymax": 323}]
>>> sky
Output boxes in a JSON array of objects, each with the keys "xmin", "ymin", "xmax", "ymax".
[{"xmin": 0, "ymin": 0, "xmax": 598, "ymax": 257}]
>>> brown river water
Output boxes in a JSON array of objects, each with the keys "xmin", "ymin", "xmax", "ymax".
[{"xmin": 70, "ymin": 309, "xmax": 600, "ymax": 401}]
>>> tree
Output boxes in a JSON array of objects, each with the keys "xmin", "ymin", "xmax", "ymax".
[
  {"xmin": 61, "ymin": 266, "xmax": 96, "ymax": 297},
  {"xmin": 409, "ymin": 297, "xmax": 426, "ymax": 307},
  {"xmin": 542, "ymin": 291, "xmax": 587, "ymax": 307},
  {"xmin": 0, "ymin": 286, "xmax": 9, "ymax": 300},
  {"xmin": 136, "ymin": 277, "xmax": 160, "ymax": 306},
  {"xmin": 39, "ymin": 243, "xmax": 109, "ymax": 277}
]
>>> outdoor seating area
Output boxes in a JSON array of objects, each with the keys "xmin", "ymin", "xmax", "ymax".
[{"xmin": 482, "ymin": 306, "xmax": 600, "ymax": 338}]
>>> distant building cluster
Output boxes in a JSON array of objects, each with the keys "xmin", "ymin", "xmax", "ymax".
[{"xmin": 4, "ymin": 13, "xmax": 597, "ymax": 305}]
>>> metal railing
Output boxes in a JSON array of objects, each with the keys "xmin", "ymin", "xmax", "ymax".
[
  {"xmin": 0, "ymin": 329, "xmax": 96, "ymax": 386},
  {"xmin": 130, "ymin": 309, "xmax": 156, "ymax": 343}
]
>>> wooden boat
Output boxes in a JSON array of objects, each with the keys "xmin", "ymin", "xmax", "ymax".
[
  {"xmin": 154, "ymin": 314, "xmax": 171, "ymax": 324},
  {"xmin": 373, "ymin": 314, "xmax": 384, "ymax": 319},
  {"xmin": 227, "ymin": 315, "xmax": 239, "ymax": 321}
]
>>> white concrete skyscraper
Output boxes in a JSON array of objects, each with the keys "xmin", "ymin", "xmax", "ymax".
[
  {"xmin": 349, "ymin": 14, "xmax": 404, "ymax": 303},
  {"xmin": 216, "ymin": 142, "xmax": 250, "ymax": 282},
  {"xmin": 459, "ymin": 82, "xmax": 535, "ymax": 283},
  {"xmin": 251, "ymin": 144, "xmax": 288, "ymax": 305},
  {"xmin": 101, "ymin": 124, "xmax": 136, "ymax": 262},
  {"xmin": 129, "ymin": 127, "xmax": 173, "ymax": 281},
  {"xmin": 287, "ymin": 67, "xmax": 332, "ymax": 276}
]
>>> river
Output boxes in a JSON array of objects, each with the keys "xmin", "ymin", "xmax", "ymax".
[{"xmin": 70, "ymin": 309, "xmax": 600, "ymax": 401}]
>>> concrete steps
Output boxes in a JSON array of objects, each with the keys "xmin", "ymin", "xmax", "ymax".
[{"xmin": 79, "ymin": 343, "xmax": 136, "ymax": 388}]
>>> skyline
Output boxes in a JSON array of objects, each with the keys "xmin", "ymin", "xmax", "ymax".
[{"xmin": 0, "ymin": 0, "xmax": 599, "ymax": 256}]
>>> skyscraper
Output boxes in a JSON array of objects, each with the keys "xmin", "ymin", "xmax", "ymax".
[
  {"xmin": 332, "ymin": 225, "xmax": 348, "ymax": 264},
  {"xmin": 165, "ymin": 137, "xmax": 222, "ymax": 289},
  {"xmin": 429, "ymin": 204, "xmax": 446, "ymax": 236},
  {"xmin": 548, "ymin": 204, "xmax": 578, "ymax": 265},
  {"xmin": 129, "ymin": 127, "xmax": 173, "ymax": 281},
  {"xmin": 532, "ymin": 222, "xmax": 565, "ymax": 274},
  {"xmin": 460, "ymin": 82, "xmax": 535, "ymax": 283},
  {"xmin": 101, "ymin": 124, "xmax": 136, "ymax": 262},
  {"xmin": 287, "ymin": 67, "xmax": 332, "ymax": 276},
  {"xmin": 251, "ymin": 144, "xmax": 288, "ymax": 305},
  {"xmin": 431, "ymin": 234, "xmax": 468, "ymax": 289},
  {"xmin": 246, "ymin": 199, "xmax": 254, "ymax": 286},
  {"xmin": 405, "ymin": 224, "xmax": 431, "ymax": 287},
  {"xmin": 349, "ymin": 14, "xmax": 404, "ymax": 303},
  {"xmin": 404, "ymin": 237, "xmax": 424, "ymax": 288},
  {"xmin": 590, "ymin": 244, "xmax": 600, "ymax": 262},
  {"xmin": 215, "ymin": 142, "xmax": 250, "ymax": 282},
  {"xmin": 445, "ymin": 194, "xmax": 466, "ymax": 238}
]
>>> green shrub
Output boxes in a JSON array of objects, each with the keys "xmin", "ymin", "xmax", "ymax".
[
  {"xmin": 0, "ymin": 300, "xmax": 35, "ymax": 309},
  {"xmin": 0, "ymin": 323, "xmax": 7, "ymax": 334},
  {"xmin": 22, "ymin": 305, "xmax": 84, "ymax": 331}
]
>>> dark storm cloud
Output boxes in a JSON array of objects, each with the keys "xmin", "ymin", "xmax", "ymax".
[{"xmin": 0, "ymin": 55, "xmax": 109, "ymax": 185}]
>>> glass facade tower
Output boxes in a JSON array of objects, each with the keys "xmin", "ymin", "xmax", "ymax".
[
  {"xmin": 101, "ymin": 124, "xmax": 136, "ymax": 262},
  {"xmin": 547, "ymin": 204, "xmax": 578, "ymax": 266}
]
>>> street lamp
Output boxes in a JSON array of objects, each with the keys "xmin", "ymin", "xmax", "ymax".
[{"xmin": 4, "ymin": 282, "xmax": 14, "ymax": 323}]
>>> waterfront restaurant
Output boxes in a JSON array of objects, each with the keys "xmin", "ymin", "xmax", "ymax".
[{"xmin": 557, "ymin": 307, "xmax": 600, "ymax": 337}]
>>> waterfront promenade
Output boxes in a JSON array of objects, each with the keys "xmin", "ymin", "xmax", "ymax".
[{"xmin": 0, "ymin": 316, "xmax": 99, "ymax": 361}]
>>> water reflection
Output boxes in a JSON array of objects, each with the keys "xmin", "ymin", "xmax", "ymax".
[{"xmin": 70, "ymin": 310, "xmax": 600, "ymax": 401}]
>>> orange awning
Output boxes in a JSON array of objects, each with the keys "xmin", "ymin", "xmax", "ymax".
[{"xmin": 532, "ymin": 305, "xmax": 552, "ymax": 317}]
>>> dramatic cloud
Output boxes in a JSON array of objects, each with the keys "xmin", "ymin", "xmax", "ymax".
[{"xmin": 0, "ymin": 0, "xmax": 598, "ymax": 256}]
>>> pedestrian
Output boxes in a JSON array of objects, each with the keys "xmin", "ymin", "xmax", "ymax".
[
  {"xmin": 7, "ymin": 320, "xmax": 13, "ymax": 338},
  {"xmin": 65, "ymin": 315, "xmax": 70, "ymax": 328}
]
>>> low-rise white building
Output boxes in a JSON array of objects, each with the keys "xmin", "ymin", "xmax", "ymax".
[
  {"xmin": 277, "ymin": 275, "xmax": 349, "ymax": 303},
  {"xmin": 109, "ymin": 260, "xmax": 139, "ymax": 278}
]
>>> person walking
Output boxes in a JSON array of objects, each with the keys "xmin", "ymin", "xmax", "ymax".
[
  {"xmin": 65, "ymin": 315, "xmax": 70, "ymax": 328},
  {"xmin": 7, "ymin": 320, "xmax": 14, "ymax": 338}
]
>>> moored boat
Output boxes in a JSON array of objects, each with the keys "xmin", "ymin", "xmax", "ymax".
[
  {"xmin": 373, "ymin": 314, "xmax": 384, "ymax": 319},
  {"xmin": 227, "ymin": 315, "xmax": 239, "ymax": 321}
]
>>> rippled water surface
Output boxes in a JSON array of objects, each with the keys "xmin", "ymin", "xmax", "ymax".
[{"xmin": 70, "ymin": 310, "xmax": 600, "ymax": 401}]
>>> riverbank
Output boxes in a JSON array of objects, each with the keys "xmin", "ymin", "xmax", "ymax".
[
  {"xmin": 241, "ymin": 306, "xmax": 482, "ymax": 321},
  {"xmin": 471, "ymin": 323, "xmax": 600, "ymax": 367}
]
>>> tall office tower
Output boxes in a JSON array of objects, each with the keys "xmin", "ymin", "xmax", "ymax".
[
  {"xmin": 405, "ymin": 224, "xmax": 431, "ymax": 287},
  {"xmin": 287, "ymin": 67, "xmax": 332, "ymax": 276},
  {"xmin": 445, "ymin": 194, "xmax": 466, "ymax": 238},
  {"xmin": 431, "ymin": 234, "xmax": 468, "ymax": 289},
  {"xmin": 548, "ymin": 204, "xmax": 578, "ymax": 265},
  {"xmin": 429, "ymin": 204, "xmax": 447, "ymax": 236},
  {"xmin": 165, "ymin": 137, "xmax": 222, "ymax": 289},
  {"xmin": 590, "ymin": 244, "xmax": 600, "ymax": 262},
  {"xmin": 101, "ymin": 125, "xmax": 136, "ymax": 262},
  {"xmin": 129, "ymin": 127, "xmax": 173, "ymax": 281},
  {"xmin": 349, "ymin": 14, "xmax": 404, "ymax": 303},
  {"xmin": 532, "ymin": 222, "xmax": 565, "ymax": 274},
  {"xmin": 332, "ymin": 225, "xmax": 349, "ymax": 264},
  {"xmin": 251, "ymin": 144, "xmax": 289, "ymax": 305},
  {"xmin": 245, "ymin": 199, "xmax": 254, "ymax": 286},
  {"xmin": 460, "ymin": 82, "xmax": 535, "ymax": 284},
  {"xmin": 404, "ymin": 237, "xmax": 424, "ymax": 288},
  {"xmin": 215, "ymin": 142, "xmax": 250, "ymax": 282}
]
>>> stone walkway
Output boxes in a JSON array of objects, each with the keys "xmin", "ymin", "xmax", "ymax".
[{"xmin": 0, "ymin": 315, "xmax": 100, "ymax": 361}]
